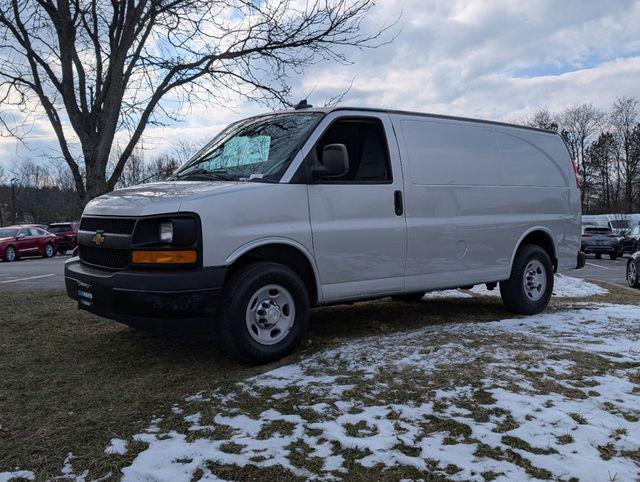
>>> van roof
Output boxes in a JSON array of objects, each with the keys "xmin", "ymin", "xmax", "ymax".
[{"xmin": 281, "ymin": 106, "xmax": 558, "ymax": 136}]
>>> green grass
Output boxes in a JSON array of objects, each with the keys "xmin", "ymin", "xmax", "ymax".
[{"xmin": 0, "ymin": 282, "xmax": 637, "ymax": 479}]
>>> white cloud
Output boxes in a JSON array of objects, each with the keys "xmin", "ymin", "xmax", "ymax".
[{"xmin": 2, "ymin": 0, "xmax": 640, "ymax": 168}]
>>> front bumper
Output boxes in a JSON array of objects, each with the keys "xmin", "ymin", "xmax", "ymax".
[{"xmin": 65, "ymin": 257, "xmax": 227, "ymax": 333}]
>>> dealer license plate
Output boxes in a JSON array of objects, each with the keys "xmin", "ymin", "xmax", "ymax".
[{"xmin": 77, "ymin": 283, "xmax": 94, "ymax": 308}]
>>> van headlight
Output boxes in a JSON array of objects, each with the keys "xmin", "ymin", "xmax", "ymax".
[
  {"xmin": 159, "ymin": 221, "xmax": 173, "ymax": 244},
  {"xmin": 131, "ymin": 214, "xmax": 201, "ymax": 267}
]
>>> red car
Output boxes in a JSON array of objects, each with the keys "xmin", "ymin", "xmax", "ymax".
[
  {"xmin": 0, "ymin": 225, "xmax": 57, "ymax": 262},
  {"xmin": 47, "ymin": 222, "xmax": 79, "ymax": 255}
]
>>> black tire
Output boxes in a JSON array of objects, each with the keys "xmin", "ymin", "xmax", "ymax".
[
  {"xmin": 595, "ymin": 253, "xmax": 602, "ymax": 259},
  {"xmin": 216, "ymin": 262, "xmax": 310, "ymax": 365},
  {"xmin": 391, "ymin": 292, "xmax": 425, "ymax": 302},
  {"xmin": 3, "ymin": 245, "xmax": 16, "ymax": 262},
  {"xmin": 610, "ymin": 253, "xmax": 617, "ymax": 260},
  {"xmin": 627, "ymin": 260, "xmax": 640, "ymax": 289},
  {"xmin": 57, "ymin": 248, "xmax": 67, "ymax": 255},
  {"xmin": 499, "ymin": 244, "xmax": 554, "ymax": 315},
  {"xmin": 43, "ymin": 243, "xmax": 55, "ymax": 258}
]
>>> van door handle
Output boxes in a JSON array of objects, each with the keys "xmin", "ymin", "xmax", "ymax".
[{"xmin": 394, "ymin": 190, "xmax": 403, "ymax": 216}]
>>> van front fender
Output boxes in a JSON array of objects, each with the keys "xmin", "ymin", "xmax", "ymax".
[{"xmin": 226, "ymin": 237, "xmax": 323, "ymax": 302}]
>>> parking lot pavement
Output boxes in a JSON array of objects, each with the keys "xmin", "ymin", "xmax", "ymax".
[
  {"xmin": 0, "ymin": 255, "xmax": 69, "ymax": 291},
  {"xmin": 571, "ymin": 254, "xmax": 630, "ymax": 287}
]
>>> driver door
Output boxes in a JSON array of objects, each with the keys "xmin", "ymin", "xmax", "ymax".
[{"xmin": 304, "ymin": 112, "xmax": 407, "ymax": 300}]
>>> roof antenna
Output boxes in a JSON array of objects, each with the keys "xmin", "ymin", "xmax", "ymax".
[{"xmin": 295, "ymin": 99, "xmax": 312, "ymax": 110}]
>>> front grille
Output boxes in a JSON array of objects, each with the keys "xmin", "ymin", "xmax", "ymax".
[
  {"xmin": 80, "ymin": 216, "xmax": 135, "ymax": 235},
  {"xmin": 79, "ymin": 245, "xmax": 129, "ymax": 269}
]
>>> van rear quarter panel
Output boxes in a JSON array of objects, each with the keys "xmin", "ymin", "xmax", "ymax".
[{"xmin": 392, "ymin": 114, "xmax": 580, "ymax": 290}]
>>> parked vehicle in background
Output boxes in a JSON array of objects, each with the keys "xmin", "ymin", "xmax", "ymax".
[
  {"xmin": 621, "ymin": 226, "xmax": 640, "ymax": 254},
  {"xmin": 627, "ymin": 252, "xmax": 640, "ymax": 289},
  {"xmin": 581, "ymin": 226, "xmax": 622, "ymax": 259},
  {"xmin": 582, "ymin": 214, "xmax": 639, "ymax": 233},
  {"xmin": 48, "ymin": 222, "xmax": 79, "ymax": 254},
  {"xmin": 65, "ymin": 106, "xmax": 582, "ymax": 364},
  {"xmin": 608, "ymin": 219, "xmax": 632, "ymax": 236},
  {"xmin": 23, "ymin": 223, "xmax": 49, "ymax": 231},
  {"xmin": 0, "ymin": 225, "xmax": 57, "ymax": 261}
]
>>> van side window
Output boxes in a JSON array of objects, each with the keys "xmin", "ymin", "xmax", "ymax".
[{"xmin": 314, "ymin": 118, "xmax": 391, "ymax": 182}]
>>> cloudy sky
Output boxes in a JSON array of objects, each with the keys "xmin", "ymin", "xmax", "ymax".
[{"xmin": 2, "ymin": 0, "xmax": 640, "ymax": 169}]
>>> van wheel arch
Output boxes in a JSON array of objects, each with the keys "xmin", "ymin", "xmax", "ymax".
[
  {"xmin": 226, "ymin": 244, "xmax": 319, "ymax": 306},
  {"xmin": 512, "ymin": 229, "xmax": 557, "ymax": 273}
]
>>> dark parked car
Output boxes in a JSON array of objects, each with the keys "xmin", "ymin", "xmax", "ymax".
[
  {"xmin": 581, "ymin": 226, "xmax": 623, "ymax": 260},
  {"xmin": 0, "ymin": 225, "xmax": 57, "ymax": 261},
  {"xmin": 627, "ymin": 252, "xmax": 640, "ymax": 289},
  {"xmin": 621, "ymin": 225, "xmax": 640, "ymax": 254},
  {"xmin": 47, "ymin": 221, "xmax": 79, "ymax": 254}
]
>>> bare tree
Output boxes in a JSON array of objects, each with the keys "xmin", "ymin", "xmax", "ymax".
[
  {"xmin": 610, "ymin": 96, "xmax": 640, "ymax": 213},
  {"xmin": 587, "ymin": 132, "xmax": 617, "ymax": 213},
  {"xmin": 113, "ymin": 148, "xmax": 146, "ymax": 188},
  {"xmin": 10, "ymin": 157, "xmax": 52, "ymax": 188},
  {"xmin": 0, "ymin": 0, "xmax": 388, "ymax": 204},
  {"xmin": 145, "ymin": 153, "xmax": 180, "ymax": 182},
  {"xmin": 171, "ymin": 139, "xmax": 206, "ymax": 166},
  {"xmin": 559, "ymin": 103, "xmax": 603, "ymax": 210},
  {"xmin": 526, "ymin": 107, "xmax": 558, "ymax": 131}
]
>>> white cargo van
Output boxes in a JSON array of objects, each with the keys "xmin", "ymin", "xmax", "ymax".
[{"xmin": 65, "ymin": 107, "xmax": 583, "ymax": 363}]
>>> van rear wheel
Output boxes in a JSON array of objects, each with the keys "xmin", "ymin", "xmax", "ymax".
[
  {"xmin": 216, "ymin": 262, "xmax": 310, "ymax": 365},
  {"xmin": 499, "ymin": 244, "xmax": 553, "ymax": 315}
]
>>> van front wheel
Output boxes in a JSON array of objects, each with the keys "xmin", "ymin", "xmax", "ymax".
[
  {"xmin": 216, "ymin": 262, "xmax": 310, "ymax": 365},
  {"xmin": 499, "ymin": 244, "xmax": 553, "ymax": 315}
]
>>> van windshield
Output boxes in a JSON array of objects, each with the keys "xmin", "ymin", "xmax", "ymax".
[{"xmin": 174, "ymin": 112, "xmax": 322, "ymax": 182}]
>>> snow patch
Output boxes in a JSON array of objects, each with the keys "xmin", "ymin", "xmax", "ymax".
[
  {"xmin": 105, "ymin": 438, "xmax": 128, "ymax": 455},
  {"xmin": 0, "ymin": 470, "xmax": 35, "ymax": 482},
  {"xmin": 118, "ymin": 303, "xmax": 640, "ymax": 481},
  {"xmin": 470, "ymin": 273, "xmax": 608, "ymax": 298}
]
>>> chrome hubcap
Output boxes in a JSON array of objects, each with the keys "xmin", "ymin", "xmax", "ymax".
[
  {"xmin": 523, "ymin": 259, "xmax": 546, "ymax": 302},
  {"xmin": 45, "ymin": 245, "xmax": 53, "ymax": 256},
  {"xmin": 245, "ymin": 284, "xmax": 295, "ymax": 346},
  {"xmin": 6, "ymin": 247, "xmax": 15, "ymax": 261},
  {"xmin": 628, "ymin": 262, "xmax": 637, "ymax": 286}
]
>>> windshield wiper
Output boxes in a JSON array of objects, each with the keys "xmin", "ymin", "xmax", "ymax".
[{"xmin": 174, "ymin": 168, "xmax": 236, "ymax": 181}]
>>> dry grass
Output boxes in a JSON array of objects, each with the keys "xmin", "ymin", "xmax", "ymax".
[{"xmin": 0, "ymin": 282, "xmax": 637, "ymax": 479}]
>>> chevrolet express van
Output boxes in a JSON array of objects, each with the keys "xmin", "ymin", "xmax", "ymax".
[{"xmin": 65, "ymin": 107, "xmax": 583, "ymax": 364}]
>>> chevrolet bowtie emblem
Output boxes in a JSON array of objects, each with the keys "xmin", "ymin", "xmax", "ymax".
[{"xmin": 92, "ymin": 231, "xmax": 105, "ymax": 246}]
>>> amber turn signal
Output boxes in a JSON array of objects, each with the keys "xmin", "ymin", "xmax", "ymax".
[{"xmin": 131, "ymin": 250, "xmax": 197, "ymax": 264}]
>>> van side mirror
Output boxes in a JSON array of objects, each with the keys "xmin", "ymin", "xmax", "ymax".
[{"xmin": 312, "ymin": 144, "xmax": 349, "ymax": 178}]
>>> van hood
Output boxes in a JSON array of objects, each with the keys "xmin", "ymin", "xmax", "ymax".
[{"xmin": 83, "ymin": 181, "xmax": 272, "ymax": 217}]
